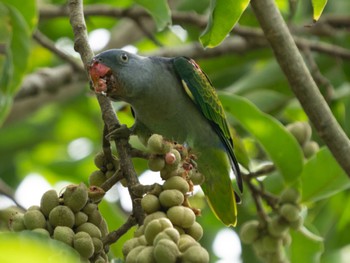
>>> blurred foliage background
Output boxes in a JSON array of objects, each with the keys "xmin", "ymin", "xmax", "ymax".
[{"xmin": 1, "ymin": 0, "xmax": 350, "ymax": 262}]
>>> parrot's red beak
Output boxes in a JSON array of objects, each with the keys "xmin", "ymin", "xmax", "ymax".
[{"xmin": 88, "ymin": 59, "xmax": 112, "ymax": 94}]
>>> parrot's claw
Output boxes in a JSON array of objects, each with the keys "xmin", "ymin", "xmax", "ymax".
[{"xmin": 106, "ymin": 124, "xmax": 132, "ymax": 141}]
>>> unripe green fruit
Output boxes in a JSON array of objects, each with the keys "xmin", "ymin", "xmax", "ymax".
[
  {"xmin": 75, "ymin": 212, "xmax": 88, "ymax": 227},
  {"xmin": 88, "ymin": 208, "xmax": 103, "ymax": 226},
  {"xmin": 239, "ymin": 220, "xmax": 260, "ymax": 244},
  {"xmin": 153, "ymin": 239, "xmax": 179, "ymax": 263},
  {"xmin": 144, "ymin": 218, "xmax": 173, "ymax": 244},
  {"xmin": 40, "ymin": 189, "xmax": 59, "ymax": 217},
  {"xmin": 135, "ymin": 246, "xmax": 155, "ymax": 263},
  {"xmin": 267, "ymin": 216, "xmax": 289, "ymax": 238},
  {"xmin": 262, "ymin": 235, "xmax": 281, "ymax": 253},
  {"xmin": 123, "ymin": 237, "xmax": 148, "ymax": 257},
  {"xmin": 49, "ymin": 205, "xmax": 75, "ymax": 228},
  {"xmin": 94, "ymin": 256, "xmax": 105, "ymax": 263},
  {"xmin": 174, "ymin": 226, "xmax": 185, "ymax": 235},
  {"xmin": 280, "ymin": 188, "xmax": 300, "ymax": 204},
  {"xmin": 94, "ymin": 151, "xmax": 105, "ymax": 169},
  {"xmin": 189, "ymin": 170, "xmax": 205, "ymax": 185},
  {"xmin": 286, "ymin": 121, "xmax": 312, "ymax": 146},
  {"xmin": 163, "ymin": 176, "xmax": 189, "ymax": 194},
  {"xmin": 165, "ymin": 150, "xmax": 181, "ymax": 169},
  {"xmin": 282, "ymin": 233, "xmax": 292, "ymax": 246},
  {"xmin": 134, "ymin": 225, "xmax": 145, "ymax": 237},
  {"xmin": 89, "ymin": 170, "xmax": 106, "ymax": 187},
  {"xmin": 303, "ymin": 141, "xmax": 319, "ymax": 158},
  {"xmin": 32, "ymin": 228, "xmax": 50, "ymax": 237},
  {"xmin": 53, "ymin": 226, "xmax": 75, "ymax": 246},
  {"xmin": 178, "ymin": 234, "xmax": 199, "ymax": 252},
  {"xmin": 143, "ymin": 212, "xmax": 167, "ymax": 228},
  {"xmin": 73, "ymin": 233, "xmax": 95, "ymax": 259},
  {"xmin": 76, "ymin": 222, "xmax": 102, "ymax": 238},
  {"xmin": 125, "ymin": 246, "xmax": 147, "ymax": 263},
  {"xmin": 167, "ymin": 206, "xmax": 195, "ymax": 228},
  {"xmin": 159, "ymin": 189, "xmax": 184, "ymax": 208},
  {"xmin": 148, "ymin": 157, "xmax": 165, "ymax": 172},
  {"xmin": 9, "ymin": 213, "xmax": 26, "ymax": 232},
  {"xmin": 23, "ymin": 210, "xmax": 46, "ymax": 230},
  {"xmin": 185, "ymin": 221, "xmax": 203, "ymax": 241},
  {"xmin": 63, "ymin": 183, "xmax": 88, "ymax": 213},
  {"xmin": 82, "ymin": 203, "xmax": 98, "ymax": 215},
  {"xmin": 141, "ymin": 194, "xmax": 161, "ymax": 214},
  {"xmin": 99, "ymin": 218, "xmax": 109, "ymax": 238},
  {"xmin": 27, "ymin": 205, "xmax": 41, "ymax": 211},
  {"xmin": 147, "ymin": 134, "xmax": 172, "ymax": 154},
  {"xmin": 153, "ymin": 228, "xmax": 180, "ymax": 246},
  {"xmin": 290, "ymin": 215, "xmax": 304, "ymax": 230},
  {"xmin": 92, "ymin": 237, "xmax": 103, "ymax": 254},
  {"xmin": 182, "ymin": 245, "xmax": 209, "ymax": 263},
  {"xmin": 280, "ymin": 203, "xmax": 300, "ymax": 223}
]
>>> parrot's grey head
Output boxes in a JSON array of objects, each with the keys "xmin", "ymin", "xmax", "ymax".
[{"xmin": 89, "ymin": 49, "xmax": 159, "ymax": 102}]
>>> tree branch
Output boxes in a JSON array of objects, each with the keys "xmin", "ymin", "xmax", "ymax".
[
  {"xmin": 68, "ymin": 0, "xmax": 144, "ymax": 224},
  {"xmin": 250, "ymin": 0, "xmax": 350, "ymax": 177}
]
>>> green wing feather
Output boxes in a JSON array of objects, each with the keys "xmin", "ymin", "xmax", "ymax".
[{"xmin": 173, "ymin": 57, "xmax": 242, "ymax": 192}]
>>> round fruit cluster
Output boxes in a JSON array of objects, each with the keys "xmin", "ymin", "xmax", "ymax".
[
  {"xmin": 89, "ymin": 151, "xmax": 120, "ymax": 187},
  {"xmin": 286, "ymin": 121, "xmax": 319, "ymax": 158},
  {"xmin": 122, "ymin": 134, "xmax": 209, "ymax": 263},
  {"xmin": 8, "ymin": 183, "xmax": 109, "ymax": 263},
  {"xmin": 240, "ymin": 188, "xmax": 303, "ymax": 263}
]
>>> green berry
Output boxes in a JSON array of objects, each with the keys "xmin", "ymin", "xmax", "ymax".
[
  {"xmin": 184, "ymin": 221, "xmax": 203, "ymax": 241},
  {"xmin": 153, "ymin": 239, "xmax": 179, "ymax": 263},
  {"xmin": 239, "ymin": 220, "xmax": 260, "ymax": 244},
  {"xmin": 189, "ymin": 170, "xmax": 205, "ymax": 185},
  {"xmin": 147, "ymin": 134, "xmax": 172, "ymax": 154},
  {"xmin": 125, "ymin": 246, "xmax": 146, "ymax": 263},
  {"xmin": 163, "ymin": 176, "xmax": 189, "ymax": 194},
  {"xmin": 94, "ymin": 151, "xmax": 106, "ymax": 169},
  {"xmin": 74, "ymin": 212, "xmax": 88, "ymax": 227},
  {"xmin": 143, "ymin": 212, "xmax": 167, "ymax": 228},
  {"xmin": 82, "ymin": 202, "xmax": 98, "ymax": 215},
  {"xmin": 280, "ymin": 188, "xmax": 300, "ymax": 204},
  {"xmin": 9, "ymin": 213, "xmax": 26, "ymax": 232},
  {"xmin": 123, "ymin": 237, "xmax": 143, "ymax": 257},
  {"xmin": 76, "ymin": 222, "xmax": 102, "ymax": 238},
  {"xmin": 303, "ymin": 141, "xmax": 319, "ymax": 158},
  {"xmin": 134, "ymin": 225, "xmax": 145, "ymax": 238},
  {"xmin": 164, "ymin": 149, "xmax": 181, "ymax": 169},
  {"xmin": 141, "ymin": 194, "xmax": 161, "ymax": 214},
  {"xmin": 290, "ymin": 215, "xmax": 304, "ymax": 230},
  {"xmin": 178, "ymin": 234, "xmax": 199, "ymax": 253},
  {"xmin": 27, "ymin": 205, "xmax": 41, "ymax": 211},
  {"xmin": 23, "ymin": 210, "xmax": 46, "ymax": 230},
  {"xmin": 167, "ymin": 206, "xmax": 195, "ymax": 228},
  {"xmin": 135, "ymin": 246, "xmax": 155, "ymax": 263},
  {"xmin": 40, "ymin": 189, "xmax": 59, "ymax": 217},
  {"xmin": 153, "ymin": 228, "xmax": 180, "ymax": 246},
  {"xmin": 73, "ymin": 233, "xmax": 95, "ymax": 259},
  {"xmin": 63, "ymin": 183, "xmax": 88, "ymax": 213},
  {"xmin": 87, "ymin": 208, "xmax": 103, "ymax": 226},
  {"xmin": 49, "ymin": 205, "xmax": 75, "ymax": 228},
  {"xmin": 92, "ymin": 237, "xmax": 103, "ymax": 254},
  {"xmin": 53, "ymin": 226, "xmax": 75, "ymax": 246},
  {"xmin": 262, "ymin": 235, "xmax": 281, "ymax": 253},
  {"xmin": 286, "ymin": 122, "xmax": 312, "ymax": 146},
  {"xmin": 159, "ymin": 189, "xmax": 184, "ymax": 208},
  {"xmin": 267, "ymin": 216, "xmax": 289, "ymax": 238},
  {"xmin": 89, "ymin": 170, "xmax": 106, "ymax": 187},
  {"xmin": 280, "ymin": 203, "xmax": 300, "ymax": 223},
  {"xmin": 144, "ymin": 218, "xmax": 173, "ymax": 244},
  {"xmin": 99, "ymin": 218, "xmax": 109, "ymax": 238},
  {"xmin": 182, "ymin": 245, "xmax": 209, "ymax": 263},
  {"xmin": 148, "ymin": 157, "xmax": 166, "ymax": 172}
]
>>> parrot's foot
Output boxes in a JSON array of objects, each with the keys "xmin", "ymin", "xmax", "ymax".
[{"xmin": 106, "ymin": 124, "xmax": 132, "ymax": 141}]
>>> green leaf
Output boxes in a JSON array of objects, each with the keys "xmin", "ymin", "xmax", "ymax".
[
  {"xmin": 219, "ymin": 93, "xmax": 304, "ymax": 182},
  {"xmin": 134, "ymin": 0, "xmax": 171, "ymax": 31},
  {"xmin": 0, "ymin": 232, "xmax": 80, "ymax": 263},
  {"xmin": 290, "ymin": 227, "xmax": 324, "ymax": 263},
  {"xmin": 311, "ymin": 0, "xmax": 328, "ymax": 22},
  {"xmin": 301, "ymin": 147, "xmax": 350, "ymax": 202},
  {"xmin": 200, "ymin": 0, "xmax": 250, "ymax": 47},
  {"xmin": 1, "ymin": 0, "xmax": 37, "ymax": 30}
]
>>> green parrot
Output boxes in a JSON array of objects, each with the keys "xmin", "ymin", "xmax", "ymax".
[{"xmin": 88, "ymin": 49, "xmax": 242, "ymax": 226}]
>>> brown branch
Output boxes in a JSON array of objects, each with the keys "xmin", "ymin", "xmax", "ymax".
[
  {"xmin": 68, "ymin": 0, "xmax": 144, "ymax": 225},
  {"xmin": 102, "ymin": 215, "xmax": 137, "ymax": 246},
  {"xmin": 250, "ymin": 0, "xmax": 350, "ymax": 177}
]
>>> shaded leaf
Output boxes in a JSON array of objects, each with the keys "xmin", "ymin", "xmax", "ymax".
[
  {"xmin": 312, "ymin": 0, "xmax": 328, "ymax": 22},
  {"xmin": 219, "ymin": 93, "xmax": 304, "ymax": 183},
  {"xmin": 134, "ymin": 0, "xmax": 171, "ymax": 30},
  {"xmin": 301, "ymin": 147, "xmax": 350, "ymax": 202},
  {"xmin": 200, "ymin": 0, "xmax": 250, "ymax": 47}
]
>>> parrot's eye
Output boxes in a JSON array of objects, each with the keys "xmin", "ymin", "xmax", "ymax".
[{"xmin": 120, "ymin": 53, "xmax": 129, "ymax": 63}]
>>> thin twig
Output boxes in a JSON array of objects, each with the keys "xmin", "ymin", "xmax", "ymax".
[{"xmin": 102, "ymin": 215, "xmax": 137, "ymax": 246}]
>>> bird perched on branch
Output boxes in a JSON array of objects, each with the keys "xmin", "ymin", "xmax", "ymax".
[{"xmin": 88, "ymin": 49, "xmax": 242, "ymax": 226}]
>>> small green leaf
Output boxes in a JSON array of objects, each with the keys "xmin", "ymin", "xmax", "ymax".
[
  {"xmin": 311, "ymin": 0, "xmax": 328, "ymax": 22},
  {"xmin": 200, "ymin": 0, "xmax": 250, "ymax": 47},
  {"xmin": 134, "ymin": 0, "xmax": 171, "ymax": 31},
  {"xmin": 301, "ymin": 147, "xmax": 350, "ymax": 202},
  {"xmin": 219, "ymin": 93, "xmax": 304, "ymax": 183}
]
